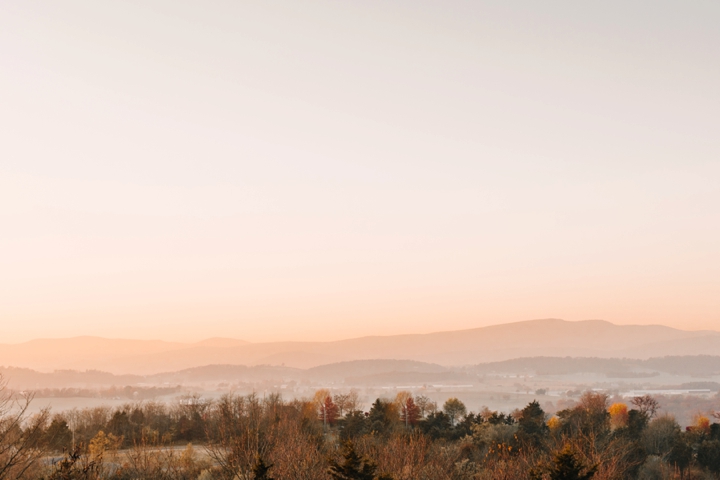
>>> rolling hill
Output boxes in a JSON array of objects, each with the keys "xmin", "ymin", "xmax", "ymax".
[{"xmin": 1, "ymin": 319, "xmax": 719, "ymax": 374}]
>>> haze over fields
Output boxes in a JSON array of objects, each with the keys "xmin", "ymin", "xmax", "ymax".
[{"xmin": 5, "ymin": 318, "xmax": 720, "ymax": 429}]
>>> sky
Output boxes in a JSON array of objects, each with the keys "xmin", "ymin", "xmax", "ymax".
[{"xmin": 1, "ymin": 1, "xmax": 719, "ymax": 343}]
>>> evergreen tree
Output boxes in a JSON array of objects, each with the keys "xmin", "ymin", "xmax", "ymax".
[
  {"xmin": 698, "ymin": 439, "xmax": 720, "ymax": 474},
  {"xmin": 43, "ymin": 417, "xmax": 73, "ymax": 452},
  {"xmin": 367, "ymin": 399, "xmax": 397, "ymax": 435},
  {"xmin": 419, "ymin": 411, "xmax": 452, "ymax": 440},
  {"xmin": 339, "ymin": 411, "xmax": 368, "ymax": 441},
  {"xmin": 532, "ymin": 444, "xmax": 597, "ymax": 480},
  {"xmin": 328, "ymin": 441, "xmax": 391, "ymax": 480},
  {"xmin": 252, "ymin": 455, "xmax": 274, "ymax": 480},
  {"xmin": 518, "ymin": 400, "xmax": 548, "ymax": 447}
]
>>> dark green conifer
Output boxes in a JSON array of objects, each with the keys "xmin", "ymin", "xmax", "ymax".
[
  {"xmin": 328, "ymin": 441, "xmax": 392, "ymax": 480},
  {"xmin": 252, "ymin": 455, "xmax": 274, "ymax": 480},
  {"xmin": 532, "ymin": 444, "xmax": 597, "ymax": 480}
]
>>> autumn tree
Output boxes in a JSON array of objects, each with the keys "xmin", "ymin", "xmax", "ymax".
[
  {"xmin": 402, "ymin": 397, "xmax": 420, "ymax": 427},
  {"xmin": 442, "ymin": 398, "xmax": 466, "ymax": 426},
  {"xmin": 393, "ymin": 392, "xmax": 411, "ymax": 419},
  {"xmin": 88, "ymin": 430, "xmax": 121, "ymax": 462},
  {"xmin": 608, "ymin": 403, "xmax": 628, "ymax": 430},
  {"xmin": 557, "ymin": 392, "xmax": 608, "ymax": 437},
  {"xmin": 313, "ymin": 389, "xmax": 339, "ymax": 429},
  {"xmin": 692, "ymin": 413, "xmax": 711, "ymax": 434},
  {"xmin": 393, "ymin": 392, "xmax": 420, "ymax": 428},
  {"xmin": 325, "ymin": 396, "xmax": 340, "ymax": 426}
]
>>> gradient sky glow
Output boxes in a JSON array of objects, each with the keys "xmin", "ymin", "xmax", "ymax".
[{"xmin": 1, "ymin": 1, "xmax": 719, "ymax": 343}]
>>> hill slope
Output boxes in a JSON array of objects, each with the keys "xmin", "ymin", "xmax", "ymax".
[{"xmin": 2, "ymin": 319, "xmax": 719, "ymax": 374}]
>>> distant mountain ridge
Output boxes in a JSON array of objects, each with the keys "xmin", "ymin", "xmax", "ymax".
[{"xmin": 1, "ymin": 319, "xmax": 719, "ymax": 374}]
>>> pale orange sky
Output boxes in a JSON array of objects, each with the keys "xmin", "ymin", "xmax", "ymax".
[{"xmin": 1, "ymin": 1, "xmax": 719, "ymax": 343}]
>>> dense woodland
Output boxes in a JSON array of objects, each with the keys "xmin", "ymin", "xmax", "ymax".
[{"xmin": 3, "ymin": 377, "xmax": 720, "ymax": 479}]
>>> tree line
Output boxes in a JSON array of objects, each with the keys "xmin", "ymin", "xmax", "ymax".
[{"xmin": 2, "ymin": 376, "xmax": 720, "ymax": 479}]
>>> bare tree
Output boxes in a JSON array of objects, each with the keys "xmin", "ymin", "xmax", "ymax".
[
  {"xmin": 442, "ymin": 398, "xmax": 466, "ymax": 426},
  {"xmin": 0, "ymin": 374, "xmax": 49, "ymax": 479},
  {"xmin": 345, "ymin": 389, "xmax": 362, "ymax": 413},
  {"xmin": 414, "ymin": 395, "xmax": 432, "ymax": 418},
  {"xmin": 123, "ymin": 435, "xmax": 207, "ymax": 480},
  {"xmin": 205, "ymin": 393, "xmax": 272, "ymax": 480},
  {"xmin": 266, "ymin": 415, "xmax": 328, "ymax": 480},
  {"xmin": 333, "ymin": 394, "xmax": 350, "ymax": 417},
  {"xmin": 65, "ymin": 408, "xmax": 79, "ymax": 451},
  {"xmin": 631, "ymin": 395, "xmax": 659, "ymax": 419}
]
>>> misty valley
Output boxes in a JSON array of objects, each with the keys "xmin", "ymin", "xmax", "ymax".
[{"xmin": 3, "ymin": 350, "xmax": 720, "ymax": 479}]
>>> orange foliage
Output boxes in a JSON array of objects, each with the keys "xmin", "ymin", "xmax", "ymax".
[
  {"xmin": 547, "ymin": 416, "xmax": 561, "ymax": 431},
  {"xmin": 693, "ymin": 414, "xmax": 710, "ymax": 433},
  {"xmin": 608, "ymin": 402, "xmax": 628, "ymax": 429}
]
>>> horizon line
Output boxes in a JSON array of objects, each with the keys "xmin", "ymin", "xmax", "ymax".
[{"xmin": 2, "ymin": 318, "xmax": 706, "ymax": 346}]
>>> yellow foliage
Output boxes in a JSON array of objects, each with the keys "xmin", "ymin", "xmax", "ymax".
[
  {"xmin": 313, "ymin": 389, "xmax": 331, "ymax": 404},
  {"xmin": 394, "ymin": 391, "xmax": 412, "ymax": 407},
  {"xmin": 694, "ymin": 414, "xmax": 711, "ymax": 433},
  {"xmin": 88, "ymin": 430, "xmax": 122, "ymax": 459},
  {"xmin": 547, "ymin": 416, "xmax": 561, "ymax": 431},
  {"xmin": 609, "ymin": 402, "xmax": 629, "ymax": 429},
  {"xmin": 301, "ymin": 400, "xmax": 317, "ymax": 421},
  {"xmin": 181, "ymin": 443, "xmax": 196, "ymax": 469}
]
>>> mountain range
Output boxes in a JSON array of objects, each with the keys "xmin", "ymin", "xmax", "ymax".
[{"xmin": 2, "ymin": 319, "xmax": 720, "ymax": 374}]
